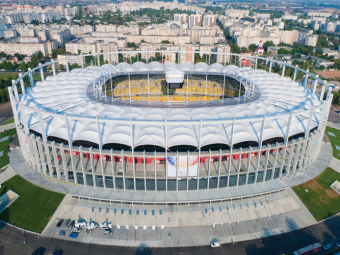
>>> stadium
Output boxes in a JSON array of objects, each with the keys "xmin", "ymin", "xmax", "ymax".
[{"xmin": 8, "ymin": 51, "xmax": 332, "ymax": 194}]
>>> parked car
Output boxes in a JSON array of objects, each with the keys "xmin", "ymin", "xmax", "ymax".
[
  {"xmin": 324, "ymin": 243, "xmax": 332, "ymax": 250},
  {"xmin": 103, "ymin": 228, "xmax": 112, "ymax": 235},
  {"xmin": 70, "ymin": 220, "xmax": 75, "ymax": 228},
  {"xmin": 69, "ymin": 232, "xmax": 78, "ymax": 239},
  {"xmin": 210, "ymin": 241, "xmax": 220, "ymax": 247},
  {"xmin": 100, "ymin": 222, "xmax": 113, "ymax": 229},
  {"xmin": 75, "ymin": 219, "xmax": 87, "ymax": 228},
  {"xmin": 59, "ymin": 230, "xmax": 65, "ymax": 237},
  {"xmin": 336, "ymin": 242, "xmax": 340, "ymax": 247},
  {"xmin": 63, "ymin": 219, "xmax": 71, "ymax": 228},
  {"xmin": 86, "ymin": 221, "xmax": 98, "ymax": 230},
  {"xmin": 56, "ymin": 219, "xmax": 64, "ymax": 227}
]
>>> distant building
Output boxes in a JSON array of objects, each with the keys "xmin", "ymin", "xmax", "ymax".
[
  {"xmin": 188, "ymin": 14, "xmax": 202, "ymax": 28},
  {"xmin": 203, "ymin": 15, "xmax": 216, "ymax": 27},
  {"xmin": 57, "ymin": 54, "xmax": 82, "ymax": 66},
  {"xmin": 215, "ymin": 43, "xmax": 231, "ymax": 64},
  {"xmin": 174, "ymin": 14, "xmax": 188, "ymax": 23}
]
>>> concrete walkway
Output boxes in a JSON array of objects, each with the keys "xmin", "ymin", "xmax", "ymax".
[
  {"xmin": 8, "ymin": 142, "xmax": 332, "ymax": 203},
  {"xmin": 0, "ymin": 123, "xmax": 15, "ymax": 132},
  {"xmin": 329, "ymin": 157, "xmax": 340, "ymax": 173},
  {"xmin": 0, "ymin": 165, "xmax": 17, "ymax": 184}
]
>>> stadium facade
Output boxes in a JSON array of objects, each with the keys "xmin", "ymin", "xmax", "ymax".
[{"xmin": 8, "ymin": 51, "xmax": 332, "ymax": 192}]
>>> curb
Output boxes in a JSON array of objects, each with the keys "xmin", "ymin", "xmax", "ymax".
[{"xmin": 0, "ymin": 220, "xmax": 41, "ymax": 235}]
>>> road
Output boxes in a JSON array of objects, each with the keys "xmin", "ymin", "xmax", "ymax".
[
  {"xmin": 0, "ymin": 214, "xmax": 339, "ymax": 255},
  {"xmin": 0, "ymin": 102, "xmax": 13, "ymax": 126}
]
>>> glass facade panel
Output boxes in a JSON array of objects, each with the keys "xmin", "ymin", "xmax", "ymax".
[
  {"xmin": 86, "ymin": 173, "xmax": 93, "ymax": 186},
  {"xmin": 95, "ymin": 175, "xmax": 104, "ymax": 187},
  {"xmin": 167, "ymin": 179, "xmax": 176, "ymax": 191},
  {"xmin": 274, "ymin": 168, "xmax": 280, "ymax": 179},
  {"xmin": 105, "ymin": 176, "xmax": 114, "ymax": 188},
  {"xmin": 136, "ymin": 179, "xmax": 145, "ymax": 190},
  {"xmin": 199, "ymin": 178, "xmax": 207, "ymax": 189},
  {"xmin": 209, "ymin": 177, "xmax": 218, "ymax": 189},
  {"xmin": 125, "ymin": 178, "xmax": 134, "ymax": 190},
  {"xmin": 238, "ymin": 174, "xmax": 246, "ymax": 186},
  {"xmin": 229, "ymin": 175, "xmax": 237, "ymax": 187},
  {"xmin": 188, "ymin": 179, "xmax": 197, "ymax": 190},
  {"xmin": 219, "ymin": 176, "xmax": 228, "ymax": 188},
  {"xmin": 157, "ymin": 179, "xmax": 166, "ymax": 191},
  {"xmin": 247, "ymin": 172, "xmax": 255, "ymax": 184},
  {"xmin": 76, "ymin": 172, "xmax": 84, "ymax": 185},
  {"xmin": 257, "ymin": 171, "xmax": 264, "ymax": 183},
  {"xmin": 178, "ymin": 179, "xmax": 187, "ymax": 190},
  {"xmin": 146, "ymin": 179, "xmax": 155, "ymax": 191},
  {"xmin": 265, "ymin": 169, "xmax": 272, "ymax": 181},
  {"xmin": 115, "ymin": 177, "xmax": 124, "ymax": 189}
]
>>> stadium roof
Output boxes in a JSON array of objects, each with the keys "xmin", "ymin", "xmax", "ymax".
[{"xmin": 17, "ymin": 62, "xmax": 323, "ymax": 149}]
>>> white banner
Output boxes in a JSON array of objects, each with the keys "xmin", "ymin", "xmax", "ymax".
[
  {"xmin": 167, "ymin": 155, "xmax": 198, "ymax": 177},
  {"xmin": 188, "ymin": 155, "xmax": 199, "ymax": 177},
  {"xmin": 167, "ymin": 156, "xmax": 176, "ymax": 177},
  {"xmin": 178, "ymin": 156, "xmax": 187, "ymax": 176}
]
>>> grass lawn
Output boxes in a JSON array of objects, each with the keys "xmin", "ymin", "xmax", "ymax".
[
  {"xmin": 292, "ymin": 167, "xmax": 340, "ymax": 221},
  {"xmin": 0, "ymin": 175, "xmax": 64, "ymax": 233},
  {"xmin": 325, "ymin": 127, "xmax": 340, "ymax": 160},
  {"xmin": 0, "ymin": 128, "xmax": 16, "ymax": 169},
  {"xmin": 0, "ymin": 73, "xmax": 19, "ymax": 80},
  {"xmin": 2, "ymin": 118, "xmax": 14, "ymax": 126}
]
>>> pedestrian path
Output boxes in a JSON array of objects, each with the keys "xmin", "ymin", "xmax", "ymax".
[
  {"xmin": 0, "ymin": 123, "xmax": 15, "ymax": 133},
  {"xmin": 0, "ymin": 165, "xmax": 17, "ymax": 184},
  {"xmin": 329, "ymin": 157, "xmax": 340, "ymax": 173}
]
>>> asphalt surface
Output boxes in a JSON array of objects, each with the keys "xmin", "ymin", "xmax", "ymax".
[
  {"xmin": 0, "ymin": 214, "xmax": 339, "ymax": 255},
  {"xmin": 0, "ymin": 102, "xmax": 13, "ymax": 126}
]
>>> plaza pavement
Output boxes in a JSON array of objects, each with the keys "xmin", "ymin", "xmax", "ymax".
[{"xmin": 42, "ymin": 189, "xmax": 316, "ymax": 247}]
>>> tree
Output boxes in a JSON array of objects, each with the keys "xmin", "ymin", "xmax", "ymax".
[
  {"xmin": 71, "ymin": 63, "xmax": 79, "ymax": 69},
  {"xmin": 78, "ymin": 49, "xmax": 82, "ymax": 55},
  {"xmin": 0, "ymin": 52, "xmax": 7, "ymax": 58},
  {"xmin": 320, "ymin": 65, "xmax": 325, "ymax": 71},
  {"xmin": 36, "ymin": 51, "xmax": 43, "ymax": 60},
  {"xmin": 161, "ymin": 40, "xmax": 171, "ymax": 44},
  {"xmin": 263, "ymin": 41, "xmax": 275, "ymax": 51},
  {"xmin": 19, "ymin": 62, "xmax": 28, "ymax": 72},
  {"xmin": 127, "ymin": 42, "xmax": 138, "ymax": 48},
  {"xmin": 249, "ymin": 44, "xmax": 257, "ymax": 52},
  {"xmin": 60, "ymin": 64, "xmax": 64, "ymax": 71}
]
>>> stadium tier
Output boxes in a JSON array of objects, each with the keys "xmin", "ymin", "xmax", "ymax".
[{"xmin": 8, "ymin": 52, "xmax": 332, "ymax": 192}]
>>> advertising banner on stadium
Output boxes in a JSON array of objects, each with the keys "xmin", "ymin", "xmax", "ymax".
[
  {"xmin": 167, "ymin": 156, "xmax": 177, "ymax": 177},
  {"xmin": 188, "ymin": 155, "xmax": 199, "ymax": 176},
  {"xmin": 178, "ymin": 156, "xmax": 187, "ymax": 176},
  {"xmin": 167, "ymin": 156, "xmax": 199, "ymax": 177}
]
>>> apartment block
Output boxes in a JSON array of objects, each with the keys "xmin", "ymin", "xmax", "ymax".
[
  {"xmin": 174, "ymin": 14, "xmax": 188, "ymax": 23},
  {"xmin": 215, "ymin": 43, "xmax": 231, "ymax": 64},
  {"xmin": 0, "ymin": 37, "xmax": 57, "ymax": 56},
  {"xmin": 188, "ymin": 14, "xmax": 202, "ymax": 28},
  {"xmin": 140, "ymin": 43, "xmax": 156, "ymax": 61},
  {"xmin": 102, "ymin": 42, "xmax": 119, "ymax": 64}
]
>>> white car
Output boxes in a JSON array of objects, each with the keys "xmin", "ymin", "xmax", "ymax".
[
  {"xmin": 210, "ymin": 241, "xmax": 220, "ymax": 247},
  {"xmin": 74, "ymin": 219, "xmax": 87, "ymax": 228},
  {"xmin": 100, "ymin": 222, "xmax": 113, "ymax": 229},
  {"xmin": 86, "ymin": 221, "xmax": 98, "ymax": 230}
]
